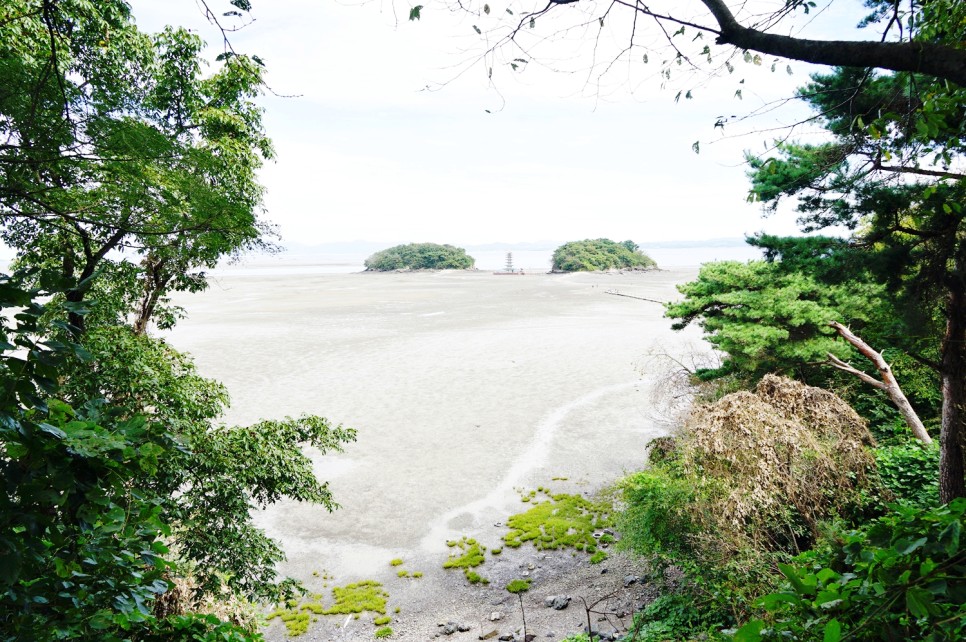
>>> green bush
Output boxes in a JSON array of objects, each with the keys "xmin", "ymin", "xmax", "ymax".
[
  {"xmin": 364, "ymin": 243, "xmax": 475, "ymax": 271},
  {"xmin": 550, "ymin": 239, "xmax": 656, "ymax": 272},
  {"xmin": 874, "ymin": 443, "xmax": 940, "ymax": 508},
  {"xmin": 139, "ymin": 614, "xmax": 262, "ymax": 642},
  {"xmin": 739, "ymin": 499, "xmax": 965, "ymax": 642}
]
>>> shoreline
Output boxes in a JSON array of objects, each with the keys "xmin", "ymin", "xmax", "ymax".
[{"xmin": 165, "ymin": 269, "xmax": 704, "ymax": 640}]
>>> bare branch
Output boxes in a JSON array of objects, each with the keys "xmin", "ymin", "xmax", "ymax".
[{"xmin": 828, "ymin": 321, "xmax": 933, "ymax": 444}]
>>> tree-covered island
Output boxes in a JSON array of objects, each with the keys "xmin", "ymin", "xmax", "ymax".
[
  {"xmin": 364, "ymin": 243, "xmax": 475, "ymax": 271},
  {"xmin": 550, "ymin": 239, "xmax": 656, "ymax": 272}
]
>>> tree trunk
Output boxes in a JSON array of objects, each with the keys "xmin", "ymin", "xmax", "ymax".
[
  {"xmin": 940, "ymin": 280, "xmax": 966, "ymax": 503},
  {"xmin": 132, "ymin": 257, "xmax": 171, "ymax": 335}
]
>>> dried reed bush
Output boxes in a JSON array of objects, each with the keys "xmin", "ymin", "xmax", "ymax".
[
  {"xmin": 152, "ymin": 571, "xmax": 260, "ymax": 632},
  {"xmin": 679, "ymin": 374, "xmax": 877, "ymax": 557}
]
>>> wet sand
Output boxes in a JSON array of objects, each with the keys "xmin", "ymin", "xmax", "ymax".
[{"xmin": 165, "ymin": 268, "xmax": 703, "ymax": 639}]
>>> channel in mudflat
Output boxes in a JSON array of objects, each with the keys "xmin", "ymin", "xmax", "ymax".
[{"xmin": 165, "ymin": 268, "xmax": 702, "ymax": 582}]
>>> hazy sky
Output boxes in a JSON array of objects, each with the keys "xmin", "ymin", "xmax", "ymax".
[{"xmin": 128, "ymin": 1, "xmax": 863, "ymax": 246}]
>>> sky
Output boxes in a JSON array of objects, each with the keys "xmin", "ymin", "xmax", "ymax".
[{"xmin": 127, "ymin": 1, "xmax": 866, "ymax": 247}]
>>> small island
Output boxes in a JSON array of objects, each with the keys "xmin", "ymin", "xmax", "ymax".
[
  {"xmin": 364, "ymin": 243, "xmax": 476, "ymax": 271},
  {"xmin": 551, "ymin": 239, "xmax": 656, "ymax": 272}
]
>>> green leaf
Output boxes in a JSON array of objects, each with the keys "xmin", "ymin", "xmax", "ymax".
[
  {"xmin": 906, "ymin": 586, "xmax": 934, "ymax": 618},
  {"xmin": 483, "ymin": 4, "xmax": 490, "ymax": 14},
  {"xmin": 732, "ymin": 620, "xmax": 764, "ymax": 642},
  {"xmin": 409, "ymin": 5, "xmax": 423, "ymax": 21},
  {"xmin": 38, "ymin": 422, "xmax": 67, "ymax": 439},
  {"xmin": 823, "ymin": 619, "xmax": 841, "ymax": 642},
  {"xmin": 778, "ymin": 563, "xmax": 815, "ymax": 596}
]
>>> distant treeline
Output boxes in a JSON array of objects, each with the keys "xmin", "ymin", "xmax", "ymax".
[{"xmin": 363, "ymin": 239, "xmax": 657, "ymax": 272}]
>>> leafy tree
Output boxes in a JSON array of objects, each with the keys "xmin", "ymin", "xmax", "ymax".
[
  {"xmin": 743, "ymin": 63, "xmax": 966, "ymax": 502},
  {"xmin": 364, "ymin": 243, "xmax": 475, "ymax": 270},
  {"xmin": 666, "ymin": 258, "xmax": 885, "ymax": 381},
  {"xmin": 0, "ymin": 0, "xmax": 276, "ymax": 334},
  {"xmin": 0, "ymin": 2, "xmax": 356, "ymax": 636},
  {"xmin": 551, "ymin": 238, "xmax": 655, "ymax": 272}
]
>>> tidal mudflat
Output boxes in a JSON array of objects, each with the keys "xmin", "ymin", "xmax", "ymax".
[{"xmin": 165, "ymin": 268, "xmax": 704, "ymax": 639}]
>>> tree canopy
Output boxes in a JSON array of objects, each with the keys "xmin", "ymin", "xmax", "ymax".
[
  {"xmin": 0, "ymin": 2, "xmax": 354, "ymax": 638},
  {"xmin": 364, "ymin": 243, "xmax": 475, "ymax": 271},
  {"xmin": 551, "ymin": 239, "xmax": 656, "ymax": 272}
]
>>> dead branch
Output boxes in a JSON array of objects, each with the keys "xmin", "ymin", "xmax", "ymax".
[{"xmin": 827, "ymin": 321, "xmax": 932, "ymax": 444}]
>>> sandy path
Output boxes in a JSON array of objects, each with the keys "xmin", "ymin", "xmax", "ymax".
[{"xmin": 165, "ymin": 268, "xmax": 703, "ymax": 640}]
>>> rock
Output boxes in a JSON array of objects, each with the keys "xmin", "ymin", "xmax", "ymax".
[
  {"xmin": 544, "ymin": 596, "xmax": 555, "ymax": 608},
  {"xmin": 479, "ymin": 631, "xmax": 498, "ymax": 640},
  {"xmin": 623, "ymin": 575, "xmax": 638, "ymax": 588},
  {"xmin": 527, "ymin": 562, "xmax": 535, "ymax": 570},
  {"xmin": 603, "ymin": 529, "xmax": 616, "ymax": 536},
  {"xmin": 600, "ymin": 568, "xmax": 608, "ymax": 574},
  {"xmin": 550, "ymin": 596, "xmax": 571, "ymax": 611},
  {"xmin": 443, "ymin": 623, "xmax": 458, "ymax": 635},
  {"xmin": 490, "ymin": 612, "xmax": 503, "ymax": 622},
  {"xmin": 499, "ymin": 635, "xmax": 514, "ymax": 641},
  {"xmin": 458, "ymin": 624, "xmax": 472, "ymax": 633}
]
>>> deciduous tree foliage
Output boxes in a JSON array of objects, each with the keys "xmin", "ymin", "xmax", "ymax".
[
  {"xmin": 0, "ymin": 0, "xmax": 276, "ymax": 334},
  {"xmin": 0, "ymin": 2, "xmax": 355, "ymax": 638}
]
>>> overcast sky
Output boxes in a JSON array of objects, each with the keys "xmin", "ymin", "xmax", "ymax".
[{"xmin": 128, "ymin": 1, "xmax": 864, "ymax": 247}]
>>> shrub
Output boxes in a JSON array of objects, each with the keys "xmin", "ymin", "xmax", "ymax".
[
  {"xmin": 551, "ymin": 239, "xmax": 656, "ymax": 272},
  {"xmin": 874, "ymin": 442, "xmax": 940, "ymax": 508},
  {"xmin": 364, "ymin": 243, "xmax": 475, "ymax": 271},
  {"xmin": 740, "ymin": 499, "xmax": 965, "ymax": 641}
]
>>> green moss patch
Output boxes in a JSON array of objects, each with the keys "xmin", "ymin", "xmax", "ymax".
[
  {"xmin": 443, "ymin": 536, "xmax": 490, "ymax": 584},
  {"xmin": 375, "ymin": 626, "xmax": 394, "ymax": 638},
  {"xmin": 266, "ymin": 609, "xmax": 310, "ymax": 636},
  {"xmin": 503, "ymin": 493, "xmax": 612, "ymax": 553},
  {"xmin": 374, "ymin": 616, "xmax": 392, "ymax": 625},
  {"xmin": 389, "ymin": 558, "xmax": 403, "ymax": 566},
  {"xmin": 506, "ymin": 579, "xmax": 531, "ymax": 594},
  {"xmin": 323, "ymin": 580, "xmax": 388, "ymax": 615}
]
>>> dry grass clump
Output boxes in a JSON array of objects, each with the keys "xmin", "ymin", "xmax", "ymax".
[{"xmin": 679, "ymin": 374, "xmax": 877, "ymax": 555}]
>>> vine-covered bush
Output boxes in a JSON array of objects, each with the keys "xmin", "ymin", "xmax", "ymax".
[
  {"xmin": 550, "ymin": 239, "xmax": 656, "ymax": 272},
  {"xmin": 364, "ymin": 243, "xmax": 475, "ymax": 271}
]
